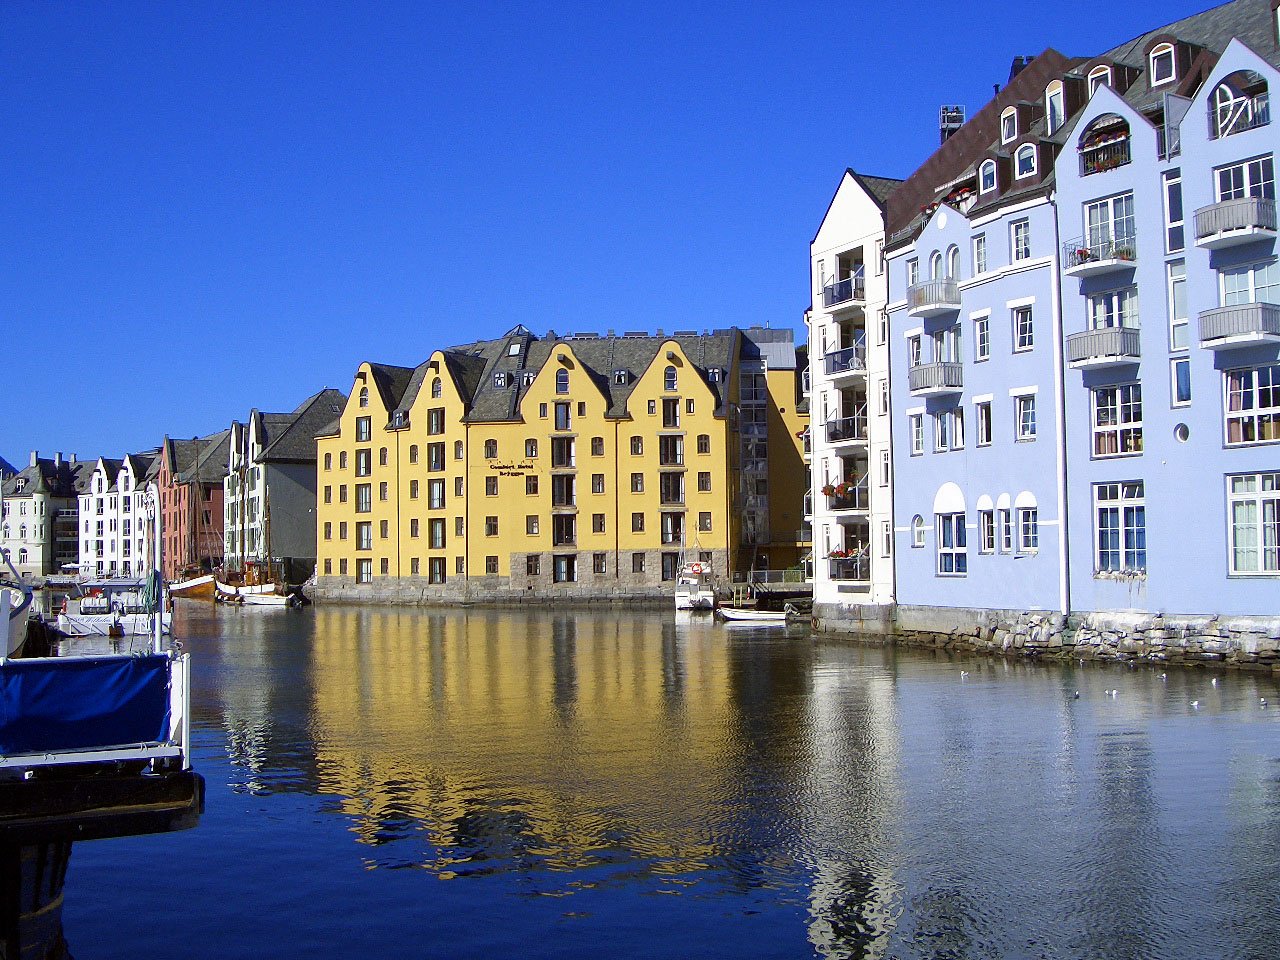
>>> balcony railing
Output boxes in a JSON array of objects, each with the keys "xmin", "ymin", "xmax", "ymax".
[
  {"xmin": 1080, "ymin": 137, "xmax": 1131, "ymax": 176},
  {"xmin": 828, "ymin": 555, "xmax": 870, "ymax": 583},
  {"xmin": 907, "ymin": 278, "xmax": 961, "ymax": 318},
  {"xmin": 1066, "ymin": 326, "xmax": 1141, "ymax": 367},
  {"xmin": 1198, "ymin": 303, "xmax": 1280, "ymax": 349},
  {"xmin": 908, "ymin": 361, "xmax": 963, "ymax": 395},
  {"xmin": 823, "ymin": 272, "xmax": 866, "ymax": 308},
  {"xmin": 825, "ymin": 413, "xmax": 868, "ymax": 444},
  {"xmin": 1212, "ymin": 93, "xmax": 1270, "ymax": 139},
  {"xmin": 1062, "ymin": 236, "xmax": 1137, "ymax": 275},
  {"xmin": 825, "ymin": 480, "xmax": 869, "ymax": 512},
  {"xmin": 1194, "ymin": 196, "xmax": 1277, "ymax": 249},
  {"xmin": 824, "ymin": 343, "xmax": 867, "ymax": 376},
  {"xmin": 796, "ymin": 526, "xmax": 813, "ymax": 544}
]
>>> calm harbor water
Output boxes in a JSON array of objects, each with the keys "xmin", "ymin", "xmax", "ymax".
[{"xmin": 64, "ymin": 604, "xmax": 1280, "ymax": 959}]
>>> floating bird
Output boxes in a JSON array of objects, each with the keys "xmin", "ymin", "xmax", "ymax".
[
  {"xmin": 1261, "ymin": 698, "xmax": 1268, "ymax": 707},
  {"xmin": 1073, "ymin": 690, "xmax": 1080, "ymax": 699},
  {"xmin": 960, "ymin": 671, "xmax": 969, "ymax": 678},
  {"xmin": 1160, "ymin": 673, "xmax": 1167, "ymax": 680},
  {"xmin": 1191, "ymin": 700, "xmax": 1200, "ymax": 708},
  {"xmin": 1211, "ymin": 678, "xmax": 1219, "ymax": 687},
  {"xmin": 1111, "ymin": 690, "xmax": 1118, "ymax": 698}
]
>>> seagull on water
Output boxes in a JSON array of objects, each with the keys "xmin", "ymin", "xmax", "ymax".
[
  {"xmin": 1073, "ymin": 690, "xmax": 1080, "ymax": 699},
  {"xmin": 1212, "ymin": 677, "xmax": 1219, "ymax": 687},
  {"xmin": 1261, "ymin": 698, "xmax": 1268, "ymax": 707},
  {"xmin": 1191, "ymin": 700, "xmax": 1200, "ymax": 708}
]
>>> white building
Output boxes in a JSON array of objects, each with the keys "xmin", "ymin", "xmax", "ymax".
[
  {"xmin": 806, "ymin": 170, "xmax": 901, "ymax": 614},
  {"xmin": 78, "ymin": 452, "xmax": 160, "ymax": 578},
  {"xmin": 1, "ymin": 452, "xmax": 89, "ymax": 581}
]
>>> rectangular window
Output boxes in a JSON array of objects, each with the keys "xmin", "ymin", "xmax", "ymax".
[
  {"xmin": 429, "ymin": 518, "xmax": 446, "ymax": 549},
  {"xmin": 1216, "ymin": 155, "xmax": 1276, "ymax": 201},
  {"xmin": 455, "ymin": 517, "xmax": 464, "ymax": 536},
  {"xmin": 525, "ymin": 438, "xmax": 538, "ymax": 459},
  {"xmin": 1013, "ymin": 306, "xmax": 1034, "ymax": 351},
  {"xmin": 879, "ymin": 450, "xmax": 890, "ymax": 487},
  {"xmin": 1011, "ymin": 219, "xmax": 1031, "ymax": 261},
  {"xmin": 357, "ymin": 558, "xmax": 372, "ymax": 583},
  {"xmin": 356, "ymin": 522, "xmax": 372, "ymax": 550},
  {"xmin": 908, "ymin": 335, "xmax": 921, "ymax": 367},
  {"xmin": 697, "ymin": 434, "xmax": 710, "ymax": 454},
  {"xmin": 409, "ymin": 558, "xmax": 419, "ymax": 576},
  {"xmin": 454, "ymin": 477, "xmax": 464, "ymax": 497},
  {"xmin": 486, "ymin": 555, "xmax": 498, "ymax": 574},
  {"xmin": 1171, "ymin": 358, "xmax": 1192, "ymax": 406},
  {"xmin": 698, "ymin": 512, "xmax": 712, "ymax": 532},
  {"xmin": 593, "ymin": 553, "xmax": 607, "ymax": 574},
  {"xmin": 1092, "ymin": 384, "xmax": 1143, "ymax": 456},
  {"xmin": 591, "ymin": 437, "xmax": 604, "ymax": 456},
  {"xmin": 429, "ymin": 557, "xmax": 446, "ymax": 583},
  {"xmin": 591, "ymin": 474, "xmax": 605, "ymax": 494},
  {"xmin": 1225, "ymin": 364, "xmax": 1280, "ymax": 444},
  {"xmin": 976, "ymin": 401, "xmax": 992, "ymax": 446},
  {"xmin": 485, "ymin": 516, "xmax": 498, "ymax": 536},
  {"xmin": 632, "ymin": 512, "xmax": 645, "ymax": 532},
  {"xmin": 1227, "ymin": 473, "xmax": 1280, "ymax": 574},
  {"xmin": 1168, "ymin": 260, "xmax": 1188, "ymax": 350},
  {"xmin": 662, "ymin": 398, "xmax": 681, "ymax": 428},
  {"xmin": 379, "ymin": 481, "xmax": 388, "ymax": 501},
  {"xmin": 658, "ymin": 435, "xmax": 684, "ymax": 466},
  {"xmin": 323, "ymin": 522, "xmax": 332, "ymax": 541},
  {"xmin": 632, "ymin": 553, "xmax": 645, "ymax": 574},
  {"xmin": 592, "ymin": 513, "xmax": 606, "ymax": 534},
  {"xmin": 456, "ymin": 557, "xmax": 465, "ymax": 574},
  {"xmin": 323, "ymin": 485, "xmax": 332, "ymax": 504},
  {"xmin": 1085, "ymin": 193, "xmax": 1136, "ymax": 255},
  {"xmin": 1221, "ymin": 259, "xmax": 1280, "ymax": 307},
  {"xmin": 906, "ymin": 258, "xmax": 919, "ymax": 286},
  {"xmin": 526, "ymin": 475, "xmax": 539, "ymax": 495},
  {"xmin": 697, "ymin": 471, "xmax": 711, "ymax": 492},
  {"xmin": 355, "ymin": 449, "xmax": 371, "ymax": 477},
  {"xmin": 631, "ymin": 473, "xmax": 644, "ymax": 493},
  {"xmin": 551, "ymin": 437, "xmax": 575, "ymax": 468},
  {"xmin": 910, "ymin": 414, "xmax": 924, "ymax": 455},
  {"xmin": 1088, "ymin": 287, "xmax": 1138, "ymax": 329},
  {"xmin": 659, "ymin": 472, "xmax": 685, "ymax": 504},
  {"xmin": 878, "ymin": 379, "xmax": 889, "ymax": 416},
  {"xmin": 410, "ymin": 518, "xmax": 419, "ymax": 538},
  {"xmin": 380, "ymin": 519, "xmax": 389, "ymax": 539},
  {"xmin": 355, "ymin": 417, "xmax": 371, "ymax": 443},
  {"xmin": 355, "ymin": 484, "xmax": 372, "ymax": 513},
  {"xmin": 554, "ymin": 402, "xmax": 571, "ymax": 430},
  {"xmin": 427, "ymin": 408, "xmax": 445, "ymax": 435},
  {"xmin": 936, "ymin": 512, "xmax": 967, "ymax": 575},
  {"xmin": 974, "ymin": 315, "xmax": 990, "ymax": 361},
  {"xmin": 526, "ymin": 515, "xmax": 539, "ymax": 536},
  {"xmin": 324, "ymin": 559, "xmax": 332, "ymax": 574},
  {"xmin": 551, "ymin": 474, "xmax": 576, "ymax": 507},
  {"xmin": 999, "ymin": 509, "xmax": 1012, "ymax": 553},
  {"xmin": 630, "ymin": 436, "xmax": 644, "ymax": 456},
  {"xmin": 972, "ymin": 234, "xmax": 987, "ymax": 274},
  {"xmin": 339, "ymin": 521, "xmax": 348, "ymax": 540},
  {"xmin": 408, "ymin": 445, "xmax": 418, "ymax": 465},
  {"xmin": 427, "ymin": 443, "xmax": 445, "ymax": 471},
  {"xmin": 934, "ymin": 411, "xmax": 950, "ymax": 452},
  {"xmin": 1015, "ymin": 395, "xmax": 1037, "ymax": 441},
  {"xmin": 1163, "ymin": 169, "xmax": 1184, "ymax": 253},
  {"xmin": 979, "ymin": 510, "xmax": 995, "ymax": 553},
  {"xmin": 485, "ymin": 476, "xmax": 498, "ymax": 496},
  {"xmin": 526, "ymin": 555, "xmax": 540, "ymax": 577},
  {"xmin": 1095, "ymin": 481, "xmax": 1146, "ymax": 573},
  {"xmin": 428, "ymin": 479, "xmax": 445, "ymax": 509},
  {"xmin": 1018, "ymin": 508, "xmax": 1039, "ymax": 554},
  {"xmin": 552, "ymin": 514, "xmax": 576, "ymax": 546}
]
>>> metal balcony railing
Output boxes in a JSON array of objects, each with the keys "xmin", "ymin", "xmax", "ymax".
[
  {"xmin": 1212, "ymin": 92, "xmax": 1270, "ymax": 139},
  {"xmin": 908, "ymin": 361, "xmax": 963, "ymax": 393},
  {"xmin": 825, "ymin": 480, "xmax": 869, "ymax": 512},
  {"xmin": 828, "ymin": 555, "xmax": 870, "ymax": 582},
  {"xmin": 1080, "ymin": 137, "xmax": 1131, "ymax": 175},
  {"xmin": 824, "ymin": 343, "xmax": 867, "ymax": 376},
  {"xmin": 907, "ymin": 278, "xmax": 960, "ymax": 314},
  {"xmin": 1062, "ymin": 235, "xmax": 1137, "ymax": 270},
  {"xmin": 823, "ymin": 271, "xmax": 866, "ymax": 308},
  {"xmin": 1066, "ymin": 326, "xmax": 1141, "ymax": 365},
  {"xmin": 825, "ymin": 413, "xmax": 869, "ymax": 444},
  {"xmin": 1199, "ymin": 302, "xmax": 1280, "ymax": 344},
  {"xmin": 1194, "ymin": 196, "xmax": 1277, "ymax": 239}
]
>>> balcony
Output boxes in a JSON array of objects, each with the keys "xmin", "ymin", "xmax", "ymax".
[
  {"xmin": 796, "ymin": 526, "xmax": 812, "ymax": 545},
  {"xmin": 1079, "ymin": 136, "xmax": 1130, "ymax": 176},
  {"xmin": 906, "ymin": 278, "xmax": 961, "ymax": 318},
  {"xmin": 908, "ymin": 361, "xmax": 963, "ymax": 396},
  {"xmin": 825, "ymin": 413, "xmax": 868, "ymax": 446},
  {"xmin": 828, "ymin": 554, "xmax": 870, "ymax": 584},
  {"xmin": 1062, "ymin": 236, "xmax": 1137, "ymax": 278},
  {"xmin": 1198, "ymin": 303, "xmax": 1280, "ymax": 350},
  {"xmin": 1066, "ymin": 327, "xmax": 1141, "ymax": 369},
  {"xmin": 823, "ymin": 480, "xmax": 869, "ymax": 512},
  {"xmin": 1194, "ymin": 197, "xmax": 1277, "ymax": 250},
  {"xmin": 823, "ymin": 343, "xmax": 867, "ymax": 378},
  {"xmin": 823, "ymin": 273, "xmax": 866, "ymax": 309}
]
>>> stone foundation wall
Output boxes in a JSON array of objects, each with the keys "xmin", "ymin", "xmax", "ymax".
[{"xmin": 814, "ymin": 603, "xmax": 1280, "ymax": 672}]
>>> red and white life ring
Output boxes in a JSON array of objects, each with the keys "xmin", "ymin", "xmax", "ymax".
[{"xmin": 689, "ymin": 563, "xmax": 703, "ymax": 574}]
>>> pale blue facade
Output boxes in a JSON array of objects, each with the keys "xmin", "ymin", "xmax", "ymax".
[{"xmin": 882, "ymin": 10, "xmax": 1280, "ymax": 619}]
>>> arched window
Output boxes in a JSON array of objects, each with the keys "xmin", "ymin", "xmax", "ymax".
[
  {"xmin": 18, "ymin": 525, "xmax": 25, "ymax": 540},
  {"xmin": 1088, "ymin": 65, "xmax": 1112, "ymax": 97},
  {"xmin": 324, "ymin": 452, "xmax": 332, "ymax": 470},
  {"xmin": 17, "ymin": 548, "xmax": 26, "ymax": 566},
  {"xmin": 1212, "ymin": 70, "xmax": 1271, "ymax": 138},
  {"xmin": 664, "ymin": 366, "xmax": 677, "ymax": 391},
  {"xmin": 454, "ymin": 439, "xmax": 464, "ymax": 459},
  {"xmin": 1000, "ymin": 106, "xmax": 1017, "ymax": 143},
  {"xmin": 979, "ymin": 160, "xmax": 997, "ymax": 193},
  {"xmin": 431, "ymin": 377, "xmax": 442, "ymax": 399},
  {"xmin": 358, "ymin": 386, "xmax": 369, "ymax": 408},
  {"xmin": 1015, "ymin": 144, "xmax": 1037, "ymax": 179},
  {"xmin": 911, "ymin": 515, "xmax": 925, "ymax": 547},
  {"xmin": 1078, "ymin": 114, "xmax": 1131, "ymax": 176},
  {"xmin": 1149, "ymin": 43, "xmax": 1175, "ymax": 86},
  {"xmin": 1045, "ymin": 80, "xmax": 1065, "ymax": 134},
  {"xmin": 555, "ymin": 369, "xmax": 569, "ymax": 394},
  {"xmin": 945, "ymin": 245, "xmax": 960, "ymax": 279},
  {"xmin": 929, "ymin": 250, "xmax": 943, "ymax": 280}
]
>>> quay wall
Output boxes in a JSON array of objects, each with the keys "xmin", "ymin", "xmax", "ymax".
[
  {"xmin": 310, "ymin": 576, "xmax": 672, "ymax": 607},
  {"xmin": 814, "ymin": 603, "xmax": 1280, "ymax": 672}
]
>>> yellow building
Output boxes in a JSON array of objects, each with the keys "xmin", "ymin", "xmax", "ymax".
[{"xmin": 314, "ymin": 325, "xmax": 807, "ymax": 602}]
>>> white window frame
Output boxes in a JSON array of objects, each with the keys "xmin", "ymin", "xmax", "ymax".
[
  {"xmin": 1162, "ymin": 169, "xmax": 1184, "ymax": 253},
  {"xmin": 1000, "ymin": 107, "xmax": 1017, "ymax": 144},
  {"xmin": 1215, "ymin": 155, "xmax": 1275, "ymax": 202},
  {"xmin": 972, "ymin": 233, "xmax": 987, "ymax": 274},
  {"xmin": 1015, "ymin": 394, "xmax": 1037, "ymax": 442},
  {"xmin": 1015, "ymin": 144, "xmax": 1037, "ymax": 179},
  {"xmin": 1017, "ymin": 507, "xmax": 1039, "ymax": 554},
  {"xmin": 936, "ymin": 512, "xmax": 968, "ymax": 575},
  {"xmin": 1094, "ymin": 481, "xmax": 1146, "ymax": 574},
  {"xmin": 1046, "ymin": 81, "xmax": 1065, "ymax": 134},
  {"xmin": 1149, "ymin": 43, "xmax": 1175, "ymax": 86},
  {"xmin": 1227, "ymin": 472, "xmax": 1280, "ymax": 575},
  {"xmin": 1088, "ymin": 65, "xmax": 1112, "ymax": 96},
  {"xmin": 979, "ymin": 509, "xmax": 996, "ymax": 553},
  {"xmin": 1092, "ymin": 383, "xmax": 1144, "ymax": 457},
  {"xmin": 1221, "ymin": 259, "xmax": 1280, "ymax": 307},
  {"xmin": 974, "ymin": 314, "xmax": 990, "ymax": 361},
  {"xmin": 999, "ymin": 508, "xmax": 1013, "ymax": 553},
  {"xmin": 976, "ymin": 400, "xmax": 992, "ymax": 447},
  {"xmin": 909, "ymin": 414, "xmax": 924, "ymax": 456},
  {"xmin": 1011, "ymin": 219, "xmax": 1031, "ymax": 261},
  {"xmin": 1012, "ymin": 305, "xmax": 1034, "ymax": 352},
  {"xmin": 979, "ymin": 160, "xmax": 997, "ymax": 193},
  {"xmin": 1225, "ymin": 363, "xmax": 1280, "ymax": 445},
  {"xmin": 1087, "ymin": 286, "xmax": 1138, "ymax": 330},
  {"xmin": 911, "ymin": 515, "xmax": 925, "ymax": 548},
  {"xmin": 1168, "ymin": 260, "xmax": 1188, "ymax": 350}
]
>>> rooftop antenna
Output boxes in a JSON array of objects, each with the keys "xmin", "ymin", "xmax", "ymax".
[{"xmin": 940, "ymin": 105, "xmax": 966, "ymax": 145}]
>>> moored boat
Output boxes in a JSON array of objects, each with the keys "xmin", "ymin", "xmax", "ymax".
[
  {"xmin": 169, "ymin": 573, "xmax": 216, "ymax": 600},
  {"xmin": 714, "ymin": 603, "xmax": 803, "ymax": 624},
  {"xmin": 674, "ymin": 560, "xmax": 716, "ymax": 611},
  {"xmin": 56, "ymin": 577, "xmax": 171, "ymax": 638}
]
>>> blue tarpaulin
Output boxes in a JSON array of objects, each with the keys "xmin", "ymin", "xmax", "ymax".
[{"xmin": 0, "ymin": 654, "xmax": 171, "ymax": 755}]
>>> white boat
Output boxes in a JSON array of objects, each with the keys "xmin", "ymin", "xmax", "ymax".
[
  {"xmin": 674, "ymin": 560, "xmax": 716, "ymax": 611},
  {"xmin": 215, "ymin": 579, "xmax": 279, "ymax": 596},
  {"xmin": 56, "ymin": 577, "xmax": 171, "ymax": 638},
  {"xmin": 239, "ymin": 592, "xmax": 291, "ymax": 607},
  {"xmin": 715, "ymin": 603, "xmax": 802, "ymax": 624},
  {"xmin": 3, "ymin": 586, "xmax": 33, "ymax": 656}
]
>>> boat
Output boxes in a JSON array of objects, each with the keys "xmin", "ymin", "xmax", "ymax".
[
  {"xmin": 169, "ymin": 572, "xmax": 216, "ymax": 600},
  {"xmin": 56, "ymin": 577, "xmax": 172, "ymax": 638},
  {"xmin": 2, "ymin": 555, "xmax": 34, "ymax": 656},
  {"xmin": 674, "ymin": 560, "xmax": 716, "ymax": 611},
  {"xmin": 715, "ymin": 603, "xmax": 804, "ymax": 624}
]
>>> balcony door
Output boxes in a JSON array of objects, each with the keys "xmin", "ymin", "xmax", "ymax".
[{"xmin": 1086, "ymin": 193, "xmax": 1135, "ymax": 252}]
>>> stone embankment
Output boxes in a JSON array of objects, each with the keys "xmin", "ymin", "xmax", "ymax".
[
  {"xmin": 814, "ymin": 603, "xmax": 1280, "ymax": 672},
  {"xmin": 311, "ymin": 580, "xmax": 671, "ymax": 607}
]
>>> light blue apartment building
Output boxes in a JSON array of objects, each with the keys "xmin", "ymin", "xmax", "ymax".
[{"xmin": 883, "ymin": 0, "xmax": 1279, "ymax": 626}]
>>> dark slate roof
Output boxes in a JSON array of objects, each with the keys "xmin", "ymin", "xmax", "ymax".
[
  {"xmin": 258, "ymin": 388, "xmax": 349, "ymax": 462},
  {"xmin": 177, "ymin": 429, "xmax": 231, "ymax": 484},
  {"xmin": 853, "ymin": 172, "xmax": 904, "ymax": 208},
  {"xmin": 1, "ymin": 457, "xmax": 86, "ymax": 500},
  {"xmin": 0, "ymin": 455, "xmax": 16, "ymax": 477},
  {"xmin": 367, "ymin": 363, "xmax": 416, "ymax": 416}
]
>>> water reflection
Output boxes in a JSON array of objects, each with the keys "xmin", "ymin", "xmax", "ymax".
[{"xmin": 134, "ymin": 604, "xmax": 1280, "ymax": 960}]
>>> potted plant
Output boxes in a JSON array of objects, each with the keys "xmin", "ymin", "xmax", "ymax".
[{"xmin": 820, "ymin": 484, "xmax": 836, "ymax": 497}]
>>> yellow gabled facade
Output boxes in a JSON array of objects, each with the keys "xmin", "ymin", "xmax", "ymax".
[{"xmin": 315, "ymin": 326, "xmax": 807, "ymax": 602}]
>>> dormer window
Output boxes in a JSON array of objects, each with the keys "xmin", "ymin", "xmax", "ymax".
[
  {"xmin": 494, "ymin": 371, "xmax": 508, "ymax": 388},
  {"xmin": 1045, "ymin": 81, "xmax": 1065, "ymax": 134},
  {"xmin": 1015, "ymin": 144, "xmax": 1037, "ymax": 179},
  {"xmin": 613, "ymin": 369, "xmax": 629, "ymax": 385},
  {"xmin": 979, "ymin": 160, "xmax": 997, "ymax": 193},
  {"xmin": 431, "ymin": 377, "xmax": 442, "ymax": 399},
  {"xmin": 1088, "ymin": 66, "xmax": 1112, "ymax": 97},
  {"xmin": 1149, "ymin": 43, "xmax": 1175, "ymax": 86},
  {"xmin": 508, "ymin": 342, "xmax": 521, "ymax": 356},
  {"xmin": 708, "ymin": 368, "xmax": 724, "ymax": 383},
  {"xmin": 14, "ymin": 479, "xmax": 25, "ymax": 492},
  {"xmin": 522, "ymin": 372, "xmax": 536, "ymax": 386},
  {"xmin": 1000, "ymin": 107, "xmax": 1017, "ymax": 144}
]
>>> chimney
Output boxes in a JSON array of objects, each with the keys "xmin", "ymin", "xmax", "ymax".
[
  {"xmin": 54, "ymin": 452, "xmax": 63, "ymax": 467},
  {"xmin": 29, "ymin": 450, "xmax": 38, "ymax": 467},
  {"xmin": 1009, "ymin": 55, "xmax": 1035, "ymax": 82},
  {"xmin": 69, "ymin": 454, "xmax": 77, "ymax": 464}
]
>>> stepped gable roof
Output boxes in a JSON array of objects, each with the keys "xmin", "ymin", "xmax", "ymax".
[
  {"xmin": 177, "ymin": 429, "xmax": 232, "ymax": 484},
  {"xmin": 123, "ymin": 450, "xmax": 159, "ymax": 483},
  {"xmin": 163, "ymin": 437, "xmax": 204, "ymax": 479},
  {"xmin": 97, "ymin": 458, "xmax": 124, "ymax": 485},
  {"xmin": 258, "ymin": 388, "xmax": 348, "ymax": 463}
]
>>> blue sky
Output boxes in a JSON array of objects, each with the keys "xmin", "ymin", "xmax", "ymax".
[{"xmin": 2, "ymin": 0, "xmax": 1208, "ymax": 459}]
